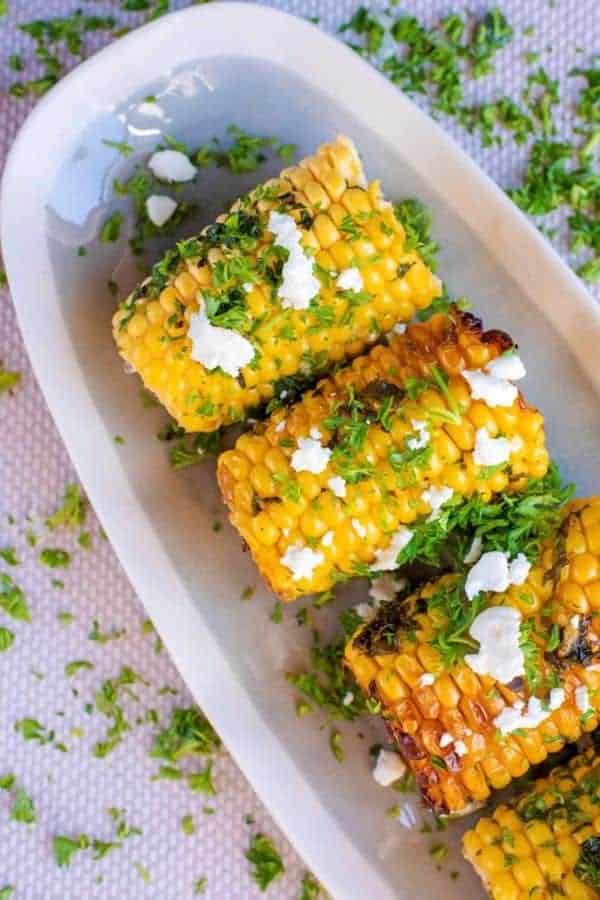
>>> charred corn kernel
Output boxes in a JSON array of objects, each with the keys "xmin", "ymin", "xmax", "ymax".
[
  {"xmin": 113, "ymin": 136, "xmax": 442, "ymax": 432},
  {"xmin": 344, "ymin": 498, "xmax": 600, "ymax": 815},
  {"xmin": 463, "ymin": 747, "xmax": 600, "ymax": 899},
  {"xmin": 218, "ymin": 308, "xmax": 549, "ymax": 601}
]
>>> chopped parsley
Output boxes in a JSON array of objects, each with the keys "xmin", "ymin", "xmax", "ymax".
[
  {"xmin": 45, "ymin": 483, "xmax": 87, "ymax": 529},
  {"xmin": 246, "ymin": 833, "xmax": 285, "ymax": 891},
  {"xmin": 39, "ymin": 548, "xmax": 71, "ymax": 568},
  {"xmin": 299, "ymin": 873, "xmax": 322, "ymax": 900},
  {"xmin": 0, "ymin": 573, "xmax": 30, "ymax": 621},
  {"xmin": 0, "ymin": 628, "xmax": 15, "ymax": 652},
  {"xmin": 100, "ymin": 211, "xmax": 124, "ymax": 243},
  {"xmin": 0, "ymin": 364, "xmax": 21, "ymax": 395},
  {"xmin": 0, "ymin": 547, "xmax": 19, "ymax": 566},
  {"xmin": 10, "ymin": 787, "xmax": 37, "ymax": 825},
  {"xmin": 193, "ymin": 124, "xmax": 296, "ymax": 174}
]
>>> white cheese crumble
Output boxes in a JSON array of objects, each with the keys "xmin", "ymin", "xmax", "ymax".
[
  {"xmin": 454, "ymin": 740, "xmax": 468, "ymax": 757},
  {"xmin": 462, "ymin": 369, "xmax": 518, "ymax": 408},
  {"xmin": 486, "ymin": 353, "xmax": 526, "ymax": 382},
  {"xmin": 465, "ymin": 551, "xmax": 531, "ymax": 602},
  {"xmin": 148, "ymin": 149, "xmax": 197, "ymax": 183},
  {"xmin": 280, "ymin": 544, "xmax": 324, "ymax": 581},
  {"xmin": 419, "ymin": 673, "xmax": 435, "ymax": 687},
  {"xmin": 372, "ymin": 749, "xmax": 407, "ymax": 787},
  {"xmin": 495, "ymin": 684, "xmax": 567, "ymax": 736},
  {"xmin": 336, "ymin": 267, "xmax": 363, "ymax": 292},
  {"xmin": 406, "ymin": 419, "xmax": 429, "ymax": 451},
  {"xmin": 473, "ymin": 427, "xmax": 521, "ymax": 467},
  {"xmin": 352, "ymin": 518, "xmax": 367, "ymax": 538},
  {"xmin": 188, "ymin": 307, "xmax": 254, "ymax": 378},
  {"xmin": 145, "ymin": 194, "xmax": 177, "ymax": 227},
  {"xmin": 372, "ymin": 527, "xmax": 413, "ymax": 571},
  {"xmin": 421, "ymin": 485, "xmax": 453, "ymax": 520},
  {"xmin": 549, "ymin": 687, "xmax": 566, "ymax": 709},
  {"xmin": 369, "ymin": 574, "xmax": 406, "ymax": 606},
  {"xmin": 439, "ymin": 733, "xmax": 453, "ymax": 748},
  {"xmin": 327, "ymin": 475, "xmax": 347, "ymax": 498},
  {"xmin": 575, "ymin": 685, "xmax": 592, "ymax": 713},
  {"xmin": 463, "ymin": 535, "xmax": 483, "ymax": 565},
  {"xmin": 342, "ymin": 691, "xmax": 354, "ymax": 707},
  {"xmin": 268, "ymin": 211, "xmax": 320, "ymax": 310},
  {"xmin": 355, "ymin": 602, "xmax": 374, "ymax": 620},
  {"xmin": 309, "ymin": 426, "xmax": 322, "ymax": 440},
  {"xmin": 464, "ymin": 606, "xmax": 524, "ymax": 684},
  {"xmin": 392, "ymin": 322, "xmax": 407, "ymax": 335},
  {"xmin": 275, "ymin": 419, "xmax": 286, "ymax": 433},
  {"xmin": 321, "ymin": 530, "xmax": 334, "ymax": 548},
  {"xmin": 495, "ymin": 696, "xmax": 550, "ymax": 735},
  {"xmin": 291, "ymin": 436, "xmax": 331, "ymax": 475}
]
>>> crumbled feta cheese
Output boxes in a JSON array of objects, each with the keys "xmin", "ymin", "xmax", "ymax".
[
  {"xmin": 509, "ymin": 553, "xmax": 531, "ymax": 585},
  {"xmin": 549, "ymin": 687, "xmax": 566, "ymax": 710},
  {"xmin": 372, "ymin": 749, "xmax": 407, "ymax": 787},
  {"xmin": 321, "ymin": 530, "xmax": 334, "ymax": 548},
  {"xmin": 280, "ymin": 544, "xmax": 324, "ymax": 581},
  {"xmin": 462, "ymin": 369, "xmax": 518, "ymax": 408},
  {"xmin": 392, "ymin": 323, "xmax": 407, "ymax": 335},
  {"xmin": 291, "ymin": 436, "xmax": 331, "ymax": 475},
  {"xmin": 369, "ymin": 574, "xmax": 406, "ymax": 606},
  {"xmin": 355, "ymin": 602, "xmax": 374, "ymax": 620},
  {"xmin": 421, "ymin": 485, "xmax": 453, "ymax": 520},
  {"xmin": 454, "ymin": 740, "xmax": 468, "ymax": 757},
  {"xmin": 189, "ymin": 307, "xmax": 254, "ymax": 378},
  {"xmin": 327, "ymin": 476, "xmax": 347, "ymax": 498},
  {"xmin": 336, "ymin": 267, "xmax": 363, "ymax": 292},
  {"xmin": 495, "ymin": 695, "xmax": 554, "ymax": 735},
  {"xmin": 275, "ymin": 419, "xmax": 286, "ymax": 433},
  {"xmin": 406, "ymin": 419, "xmax": 429, "ymax": 451},
  {"xmin": 309, "ymin": 426, "xmax": 322, "ymax": 441},
  {"xmin": 465, "ymin": 607, "xmax": 524, "ymax": 684},
  {"xmin": 268, "ymin": 211, "xmax": 320, "ymax": 310},
  {"xmin": 146, "ymin": 194, "xmax": 177, "ymax": 227},
  {"xmin": 486, "ymin": 353, "xmax": 526, "ymax": 382},
  {"xmin": 148, "ymin": 149, "xmax": 197, "ymax": 182},
  {"xmin": 352, "ymin": 518, "xmax": 367, "ymax": 538},
  {"xmin": 372, "ymin": 527, "xmax": 413, "ymax": 571},
  {"xmin": 243, "ymin": 282, "xmax": 253, "ymax": 293},
  {"xmin": 465, "ymin": 551, "xmax": 531, "ymax": 601},
  {"xmin": 439, "ymin": 733, "xmax": 453, "ymax": 748},
  {"xmin": 342, "ymin": 691, "xmax": 354, "ymax": 707},
  {"xmin": 463, "ymin": 535, "xmax": 483, "ymax": 565},
  {"xmin": 419, "ymin": 672, "xmax": 435, "ymax": 687},
  {"xmin": 575, "ymin": 685, "xmax": 592, "ymax": 713},
  {"xmin": 473, "ymin": 427, "xmax": 521, "ymax": 467}
]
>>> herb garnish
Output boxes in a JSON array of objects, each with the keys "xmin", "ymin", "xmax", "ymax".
[{"xmin": 246, "ymin": 833, "xmax": 285, "ymax": 891}]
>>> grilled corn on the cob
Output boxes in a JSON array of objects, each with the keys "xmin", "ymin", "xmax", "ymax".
[
  {"xmin": 345, "ymin": 497, "xmax": 600, "ymax": 816},
  {"xmin": 218, "ymin": 308, "xmax": 549, "ymax": 602},
  {"xmin": 463, "ymin": 746, "xmax": 600, "ymax": 899},
  {"xmin": 112, "ymin": 136, "xmax": 442, "ymax": 432}
]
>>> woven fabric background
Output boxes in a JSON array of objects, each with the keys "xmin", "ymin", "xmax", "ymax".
[{"xmin": 0, "ymin": 1, "xmax": 597, "ymax": 898}]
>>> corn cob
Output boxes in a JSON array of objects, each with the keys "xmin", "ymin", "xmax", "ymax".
[
  {"xmin": 463, "ymin": 745, "xmax": 600, "ymax": 900},
  {"xmin": 344, "ymin": 497, "xmax": 600, "ymax": 816},
  {"xmin": 112, "ymin": 135, "xmax": 442, "ymax": 432},
  {"xmin": 217, "ymin": 307, "xmax": 549, "ymax": 602}
]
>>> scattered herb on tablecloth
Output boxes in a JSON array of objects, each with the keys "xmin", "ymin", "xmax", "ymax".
[
  {"xmin": 46, "ymin": 483, "xmax": 87, "ymax": 529},
  {"xmin": 0, "ymin": 364, "xmax": 20, "ymax": 394},
  {"xmin": 246, "ymin": 833, "xmax": 285, "ymax": 891}
]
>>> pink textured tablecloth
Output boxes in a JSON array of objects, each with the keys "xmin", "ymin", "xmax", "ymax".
[{"xmin": 0, "ymin": 1, "xmax": 598, "ymax": 897}]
